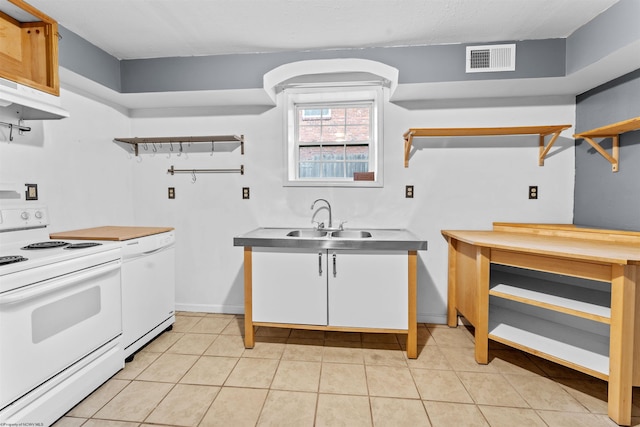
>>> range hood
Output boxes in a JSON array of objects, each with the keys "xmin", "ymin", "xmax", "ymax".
[{"xmin": 0, "ymin": 77, "xmax": 69, "ymax": 120}]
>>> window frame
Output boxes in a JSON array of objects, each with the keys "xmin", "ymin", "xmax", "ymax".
[{"xmin": 283, "ymin": 85, "xmax": 384, "ymax": 187}]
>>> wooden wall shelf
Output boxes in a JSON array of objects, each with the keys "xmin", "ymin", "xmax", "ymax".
[
  {"xmin": 574, "ymin": 116, "xmax": 640, "ymax": 172},
  {"xmin": 114, "ymin": 134, "xmax": 244, "ymax": 156},
  {"xmin": 402, "ymin": 125, "xmax": 571, "ymax": 168}
]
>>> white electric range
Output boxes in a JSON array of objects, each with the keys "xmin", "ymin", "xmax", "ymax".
[{"xmin": 0, "ymin": 205, "xmax": 123, "ymax": 424}]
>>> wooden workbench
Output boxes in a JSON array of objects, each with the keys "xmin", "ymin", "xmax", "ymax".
[{"xmin": 442, "ymin": 223, "xmax": 640, "ymax": 426}]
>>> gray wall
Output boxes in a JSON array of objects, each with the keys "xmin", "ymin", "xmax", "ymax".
[
  {"xmin": 58, "ymin": 26, "xmax": 121, "ymax": 91},
  {"xmin": 574, "ymin": 69, "xmax": 640, "ymax": 230},
  {"xmin": 566, "ymin": 0, "xmax": 640, "ymax": 74},
  {"xmin": 119, "ymin": 40, "xmax": 565, "ymax": 93}
]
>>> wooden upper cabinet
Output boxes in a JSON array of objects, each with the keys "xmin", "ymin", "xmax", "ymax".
[{"xmin": 0, "ymin": 0, "xmax": 59, "ymax": 96}]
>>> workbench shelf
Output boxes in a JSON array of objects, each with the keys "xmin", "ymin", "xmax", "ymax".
[
  {"xmin": 488, "ymin": 302, "xmax": 610, "ymax": 378},
  {"xmin": 402, "ymin": 125, "xmax": 571, "ymax": 167},
  {"xmin": 573, "ymin": 116, "xmax": 640, "ymax": 172},
  {"xmin": 114, "ymin": 134, "xmax": 244, "ymax": 156},
  {"xmin": 489, "ymin": 266, "xmax": 612, "ymax": 323}
]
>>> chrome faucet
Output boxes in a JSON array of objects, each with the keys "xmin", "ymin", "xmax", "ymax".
[{"xmin": 311, "ymin": 198, "xmax": 332, "ymax": 230}]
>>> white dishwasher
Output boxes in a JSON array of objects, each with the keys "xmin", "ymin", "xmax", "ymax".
[{"xmin": 121, "ymin": 231, "xmax": 175, "ymax": 360}]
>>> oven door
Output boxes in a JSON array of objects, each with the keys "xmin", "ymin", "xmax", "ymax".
[{"xmin": 0, "ymin": 256, "xmax": 122, "ymax": 409}]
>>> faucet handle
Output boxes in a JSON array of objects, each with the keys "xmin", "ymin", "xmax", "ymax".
[
  {"xmin": 338, "ymin": 221, "xmax": 347, "ymax": 230},
  {"xmin": 312, "ymin": 221, "xmax": 324, "ymax": 230}
]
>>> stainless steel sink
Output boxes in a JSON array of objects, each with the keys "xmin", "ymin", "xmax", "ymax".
[
  {"xmin": 330, "ymin": 230, "xmax": 372, "ymax": 239},
  {"xmin": 286, "ymin": 230, "xmax": 328, "ymax": 238}
]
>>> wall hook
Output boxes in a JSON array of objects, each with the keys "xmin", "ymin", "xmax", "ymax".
[
  {"xmin": 191, "ymin": 170, "xmax": 197, "ymax": 183},
  {"xmin": 0, "ymin": 120, "xmax": 31, "ymax": 142}
]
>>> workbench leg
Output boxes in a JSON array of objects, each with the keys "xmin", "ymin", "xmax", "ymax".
[
  {"xmin": 608, "ymin": 265, "xmax": 636, "ymax": 426},
  {"xmin": 243, "ymin": 247, "xmax": 255, "ymax": 348},
  {"xmin": 474, "ymin": 247, "xmax": 491, "ymax": 365},
  {"xmin": 447, "ymin": 238, "xmax": 459, "ymax": 327},
  {"xmin": 407, "ymin": 251, "xmax": 418, "ymax": 358}
]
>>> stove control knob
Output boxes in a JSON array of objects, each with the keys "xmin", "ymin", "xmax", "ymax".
[
  {"xmin": 21, "ymin": 211, "xmax": 30, "ymax": 220},
  {"xmin": 35, "ymin": 211, "xmax": 43, "ymax": 219}
]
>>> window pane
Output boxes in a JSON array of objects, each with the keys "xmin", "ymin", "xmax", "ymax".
[
  {"xmin": 298, "ymin": 125, "xmax": 322, "ymax": 143},
  {"xmin": 345, "ymin": 144, "xmax": 369, "ymax": 160},
  {"xmin": 299, "ymin": 146, "xmax": 321, "ymax": 161},
  {"xmin": 322, "ymin": 162, "xmax": 344, "ymax": 178},
  {"xmin": 322, "ymin": 126, "xmax": 346, "ymax": 142},
  {"xmin": 345, "ymin": 125, "xmax": 369, "ymax": 142},
  {"xmin": 301, "ymin": 108, "xmax": 331, "ymax": 120},
  {"xmin": 346, "ymin": 162, "xmax": 369, "ymax": 177},
  {"xmin": 299, "ymin": 162, "xmax": 321, "ymax": 178},
  {"xmin": 346, "ymin": 107, "xmax": 370, "ymax": 124},
  {"xmin": 322, "ymin": 145, "xmax": 345, "ymax": 160}
]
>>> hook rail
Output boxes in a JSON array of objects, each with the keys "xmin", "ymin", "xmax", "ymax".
[
  {"xmin": 0, "ymin": 121, "xmax": 31, "ymax": 141},
  {"xmin": 167, "ymin": 165, "xmax": 244, "ymax": 176}
]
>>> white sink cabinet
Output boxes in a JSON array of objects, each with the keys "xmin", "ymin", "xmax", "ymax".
[
  {"xmin": 252, "ymin": 248, "xmax": 408, "ymax": 329},
  {"xmin": 328, "ymin": 250, "xmax": 408, "ymax": 329},
  {"xmin": 252, "ymin": 248, "xmax": 327, "ymax": 325},
  {"xmin": 244, "ymin": 246, "xmax": 418, "ymax": 358}
]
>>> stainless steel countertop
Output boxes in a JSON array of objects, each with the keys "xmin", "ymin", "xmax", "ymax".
[{"xmin": 234, "ymin": 228, "xmax": 428, "ymax": 251}]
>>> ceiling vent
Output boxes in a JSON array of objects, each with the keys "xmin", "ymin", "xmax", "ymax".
[{"xmin": 466, "ymin": 44, "xmax": 516, "ymax": 73}]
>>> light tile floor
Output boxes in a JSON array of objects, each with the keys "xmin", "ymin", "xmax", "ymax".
[{"xmin": 54, "ymin": 312, "xmax": 640, "ymax": 427}]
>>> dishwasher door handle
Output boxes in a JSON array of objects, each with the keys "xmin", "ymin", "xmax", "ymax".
[{"xmin": 123, "ymin": 244, "xmax": 174, "ymax": 260}]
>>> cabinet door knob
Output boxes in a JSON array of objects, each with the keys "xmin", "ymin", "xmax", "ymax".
[
  {"xmin": 332, "ymin": 252, "xmax": 337, "ymax": 277},
  {"xmin": 318, "ymin": 252, "xmax": 323, "ymax": 276}
]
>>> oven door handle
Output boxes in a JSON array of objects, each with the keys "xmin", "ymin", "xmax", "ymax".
[{"xmin": 0, "ymin": 261, "xmax": 120, "ymax": 306}]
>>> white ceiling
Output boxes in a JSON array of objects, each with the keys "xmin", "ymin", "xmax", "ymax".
[{"xmin": 26, "ymin": 0, "xmax": 620, "ymax": 60}]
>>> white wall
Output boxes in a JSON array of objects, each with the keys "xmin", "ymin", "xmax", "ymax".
[
  {"xmin": 1, "ymin": 87, "xmax": 576, "ymax": 323},
  {"xmin": 0, "ymin": 89, "xmax": 134, "ymax": 230},
  {"xmin": 128, "ymin": 92, "xmax": 576, "ymax": 323}
]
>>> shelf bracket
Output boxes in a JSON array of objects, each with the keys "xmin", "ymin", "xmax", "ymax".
[
  {"xmin": 403, "ymin": 130, "xmax": 415, "ymax": 168},
  {"xmin": 577, "ymin": 135, "xmax": 620, "ymax": 172},
  {"xmin": 538, "ymin": 130, "xmax": 563, "ymax": 166},
  {"xmin": 572, "ymin": 116, "xmax": 640, "ymax": 173}
]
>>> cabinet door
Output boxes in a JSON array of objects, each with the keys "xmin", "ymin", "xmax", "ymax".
[
  {"xmin": 328, "ymin": 250, "xmax": 408, "ymax": 329},
  {"xmin": 252, "ymin": 247, "xmax": 327, "ymax": 325}
]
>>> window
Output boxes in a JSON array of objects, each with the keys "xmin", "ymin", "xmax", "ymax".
[{"xmin": 284, "ymin": 86, "xmax": 383, "ymax": 187}]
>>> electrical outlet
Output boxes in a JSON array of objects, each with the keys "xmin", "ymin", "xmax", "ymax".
[
  {"xmin": 529, "ymin": 186, "xmax": 538, "ymax": 199},
  {"xmin": 405, "ymin": 185, "xmax": 414, "ymax": 198},
  {"xmin": 168, "ymin": 187, "xmax": 175, "ymax": 199},
  {"xmin": 25, "ymin": 183, "xmax": 38, "ymax": 200},
  {"xmin": 242, "ymin": 187, "xmax": 250, "ymax": 199}
]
